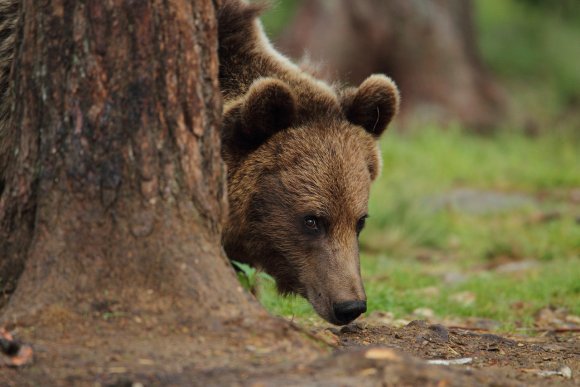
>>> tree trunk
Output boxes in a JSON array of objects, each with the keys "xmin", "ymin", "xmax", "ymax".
[
  {"xmin": 0, "ymin": 0, "xmax": 260, "ymax": 325},
  {"xmin": 278, "ymin": 0, "xmax": 506, "ymax": 132}
]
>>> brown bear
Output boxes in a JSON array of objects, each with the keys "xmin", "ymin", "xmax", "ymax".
[{"xmin": 218, "ymin": 0, "xmax": 400, "ymax": 325}]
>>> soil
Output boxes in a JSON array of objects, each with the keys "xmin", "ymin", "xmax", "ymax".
[
  {"xmin": 333, "ymin": 320, "xmax": 579, "ymax": 386},
  {"xmin": 1, "ymin": 312, "xmax": 578, "ymax": 386}
]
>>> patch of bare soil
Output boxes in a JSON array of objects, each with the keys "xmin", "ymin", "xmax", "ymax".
[
  {"xmin": 0, "ymin": 315, "xmax": 577, "ymax": 386},
  {"xmin": 330, "ymin": 320, "xmax": 578, "ymax": 386}
]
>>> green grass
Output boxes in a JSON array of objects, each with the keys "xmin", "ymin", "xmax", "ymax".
[
  {"xmin": 364, "ymin": 255, "xmax": 580, "ymax": 325},
  {"xmin": 257, "ymin": 129, "xmax": 580, "ymax": 331},
  {"xmin": 364, "ymin": 128, "xmax": 580, "ymax": 261}
]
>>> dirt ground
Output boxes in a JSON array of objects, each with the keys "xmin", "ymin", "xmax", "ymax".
[
  {"xmin": 334, "ymin": 320, "xmax": 578, "ymax": 386},
  {"xmin": 1, "ymin": 310, "xmax": 578, "ymax": 386}
]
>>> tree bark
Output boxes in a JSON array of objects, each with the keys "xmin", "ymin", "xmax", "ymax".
[
  {"xmin": 0, "ymin": 0, "xmax": 260, "ymax": 325},
  {"xmin": 278, "ymin": 0, "xmax": 506, "ymax": 132}
]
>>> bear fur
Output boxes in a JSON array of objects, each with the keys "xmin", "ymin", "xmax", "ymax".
[{"xmin": 218, "ymin": 0, "xmax": 400, "ymax": 325}]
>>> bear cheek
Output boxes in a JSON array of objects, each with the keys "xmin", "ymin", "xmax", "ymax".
[
  {"xmin": 247, "ymin": 206, "xmax": 308, "ymax": 294},
  {"xmin": 274, "ymin": 229, "xmax": 328, "ymax": 296}
]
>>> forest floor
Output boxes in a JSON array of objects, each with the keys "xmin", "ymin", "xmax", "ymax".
[{"xmin": 0, "ymin": 312, "xmax": 577, "ymax": 386}]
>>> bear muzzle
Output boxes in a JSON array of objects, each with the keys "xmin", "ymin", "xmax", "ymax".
[{"xmin": 333, "ymin": 300, "xmax": 367, "ymax": 325}]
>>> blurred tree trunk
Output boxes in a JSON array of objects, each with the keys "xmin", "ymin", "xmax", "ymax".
[
  {"xmin": 279, "ymin": 0, "xmax": 506, "ymax": 132},
  {"xmin": 0, "ymin": 0, "xmax": 261, "ymax": 325}
]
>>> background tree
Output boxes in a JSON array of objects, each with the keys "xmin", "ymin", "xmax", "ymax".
[{"xmin": 278, "ymin": 0, "xmax": 507, "ymax": 132}]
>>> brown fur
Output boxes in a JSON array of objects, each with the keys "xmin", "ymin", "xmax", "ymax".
[{"xmin": 218, "ymin": 0, "xmax": 400, "ymax": 324}]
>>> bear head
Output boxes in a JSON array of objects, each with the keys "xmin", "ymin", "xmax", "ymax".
[{"xmin": 222, "ymin": 74, "xmax": 400, "ymax": 325}]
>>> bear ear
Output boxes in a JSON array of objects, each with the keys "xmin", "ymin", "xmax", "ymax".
[
  {"xmin": 242, "ymin": 78, "xmax": 296, "ymax": 140},
  {"xmin": 223, "ymin": 77, "xmax": 296, "ymax": 152},
  {"xmin": 341, "ymin": 74, "xmax": 400, "ymax": 137}
]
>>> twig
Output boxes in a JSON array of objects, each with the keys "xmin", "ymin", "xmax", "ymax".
[{"xmin": 447, "ymin": 326, "xmax": 490, "ymax": 332}]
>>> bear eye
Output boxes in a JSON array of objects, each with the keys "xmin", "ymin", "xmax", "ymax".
[
  {"xmin": 303, "ymin": 216, "xmax": 320, "ymax": 233},
  {"xmin": 356, "ymin": 215, "xmax": 368, "ymax": 235}
]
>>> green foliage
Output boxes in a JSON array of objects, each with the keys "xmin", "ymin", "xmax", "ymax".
[
  {"xmin": 515, "ymin": 0, "xmax": 580, "ymax": 21},
  {"xmin": 260, "ymin": 0, "xmax": 298, "ymax": 37},
  {"xmin": 233, "ymin": 261, "xmax": 274, "ymax": 295},
  {"xmin": 260, "ymin": 280, "xmax": 315, "ymax": 319},
  {"xmin": 476, "ymin": 0, "xmax": 580, "ymax": 107}
]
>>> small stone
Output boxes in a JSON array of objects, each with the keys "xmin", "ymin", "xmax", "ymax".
[
  {"xmin": 537, "ymin": 366, "xmax": 572, "ymax": 379},
  {"xmin": 560, "ymin": 366, "xmax": 573, "ymax": 379},
  {"xmin": 428, "ymin": 324, "xmax": 450, "ymax": 342},
  {"xmin": 340, "ymin": 323, "xmax": 363, "ymax": 334},
  {"xmin": 427, "ymin": 357, "xmax": 473, "ymax": 366}
]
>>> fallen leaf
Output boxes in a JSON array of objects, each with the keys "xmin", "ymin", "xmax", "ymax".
[
  {"xmin": 358, "ymin": 368, "xmax": 378, "ymax": 376},
  {"xmin": 365, "ymin": 348, "xmax": 401, "ymax": 361}
]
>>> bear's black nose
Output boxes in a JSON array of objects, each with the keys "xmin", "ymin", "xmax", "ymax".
[{"xmin": 333, "ymin": 300, "xmax": 367, "ymax": 325}]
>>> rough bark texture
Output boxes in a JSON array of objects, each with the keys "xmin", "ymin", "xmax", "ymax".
[
  {"xmin": 0, "ymin": 0, "xmax": 20, "ymax": 307},
  {"xmin": 0, "ymin": 0, "xmax": 260, "ymax": 324},
  {"xmin": 278, "ymin": 0, "xmax": 506, "ymax": 132}
]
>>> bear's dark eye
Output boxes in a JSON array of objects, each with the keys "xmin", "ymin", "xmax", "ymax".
[
  {"xmin": 356, "ymin": 215, "xmax": 368, "ymax": 235},
  {"xmin": 303, "ymin": 216, "xmax": 320, "ymax": 234}
]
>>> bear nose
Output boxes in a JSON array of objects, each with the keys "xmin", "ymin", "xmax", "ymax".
[{"xmin": 333, "ymin": 300, "xmax": 367, "ymax": 325}]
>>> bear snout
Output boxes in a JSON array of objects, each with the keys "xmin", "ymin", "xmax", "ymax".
[{"xmin": 332, "ymin": 300, "xmax": 367, "ymax": 325}]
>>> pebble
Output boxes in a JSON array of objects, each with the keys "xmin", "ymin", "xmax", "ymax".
[
  {"xmin": 428, "ymin": 324, "xmax": 450, "ymax": 342},
  {"xmin": 427, "ymin": 357, "xmax": 473, "ymax": 366},
  {"xmin": 538, "ymin": 366, "xmax": 572, "ymax": 379},
  {"xmin": 340, "ymin": 323, "xmax": 363, "ymax": 334}
]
